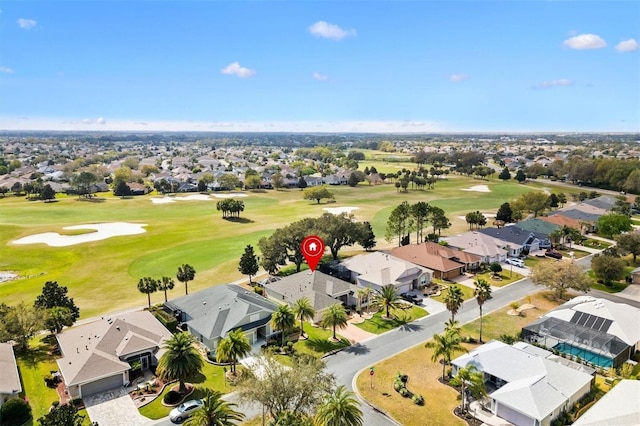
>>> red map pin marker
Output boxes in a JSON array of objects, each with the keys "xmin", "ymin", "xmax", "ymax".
[{"xmin": 301, "ymin": 235, "xmax": 325, "ymax": 272}]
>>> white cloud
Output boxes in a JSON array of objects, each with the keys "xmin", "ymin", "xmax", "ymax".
[
  {"xmin": 615, "ymin": 38, "xmax": 638, "ymax": 52},
  {"xmin": 535, "ymin": 79, "xmax": 574, "ymax": 89},
  {"xmin": 312, "ymin": 72, "xmax": 328, "ymax": 81},
  {"xmin": 96, "ymin": 117, "xmax": 106, "ymax": 124},
  {"xmin": 563, "ymin": 33, "xmax": 606, "ymax": 50},
  {"xmin": 308, "ymin": 21, "xmax": 356, "ymax": 40},
  {"xmin": 17, "ymin": 18, "xmax": 37, "ymax": 29},
  {"xmin": 221, "ymin": 62, "xmax": 256, "ymax": 78},
  {"xmin": 80, "ymin": 117, "xmax": 107, "ymax": 125},
  {"xmin": 449, "ymin": 73, "xmax": 468, "ymax": 82},
  {"xmin": 0, "ymin": 66, "xmax": 14, "ymax": 73}
]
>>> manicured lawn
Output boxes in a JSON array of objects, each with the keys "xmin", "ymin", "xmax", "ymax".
[
  {"xmin": 139, "ymin": 359, "xmax": 228, "ymax": 420},
  {"xmin": 16, "ymin": 337, "xmax": 61, "ymax": 423},
  {"xmin": 355, "ymin": 306, "xmax": 427, "ymax": 334},
  {"xmin": 473, "ymin": 270, "xmax": 524, "ymax": 287},
  {"xmin": 580, "ymin": 238, "xmax": 613, "ymax": 249},
  {"xmin": 295, "ymin": 323, "xmax": 350, "ymax": 357},
  {"xmin": 431, "ymin": 282, "xmax": 475, "ymax": 303},
  {"xmin": 0, "ymin": 174, "xmax": 536, "ymax": 319}
]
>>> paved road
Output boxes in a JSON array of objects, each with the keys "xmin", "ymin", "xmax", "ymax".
[{"xmin": 155, "ymin": 253, "xmax": 640, "ymax": 426}]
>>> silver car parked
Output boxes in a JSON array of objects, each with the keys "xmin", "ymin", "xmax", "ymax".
[{"xmin": 169, "ymin": 399, "xmax": 204, "ymax": 423}]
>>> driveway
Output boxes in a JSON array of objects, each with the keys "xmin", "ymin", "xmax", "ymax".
[{"xmin": 84, "ymin": 388, "xmax": 152, "ymax": 426}]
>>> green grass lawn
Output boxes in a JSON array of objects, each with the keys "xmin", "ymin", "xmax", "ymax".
[
  {"xmin": 473, "ymin": 270, "xmax": 524, "ymax": 287},
  {"xmin": 0, "ymin": 174, "xmax": 537, "ymax": 319},
  {"xmin": 355, "ymin": 306, "xmax": 427, "ymax": 334},
  {"xmin": 431, "ymin": 282, "xmax": 475, "ymax": 303},
  {"xmin": 294, "ymin": 323, "xmax": 350, "ymax": 357},
  {"xmin": 139, "ymin": 359, "xmax": 228, "ymax": 420},
  {"xmin": 16, "ymin": 337, "xmax": 60, "ymax": 423},
  {"xmin": 580, "ymin": 238, "xmax": 613, "ymax": 250}
]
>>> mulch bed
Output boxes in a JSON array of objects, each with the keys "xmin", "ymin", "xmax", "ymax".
[{"xmin": 453, "ymin": 407, "xmax": 483, "ymax": 426}]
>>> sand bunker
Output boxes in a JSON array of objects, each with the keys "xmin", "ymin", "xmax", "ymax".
[
  {"xmin": 0, "ymin": 272, "xmax": 17, "ymax": 283},
  {"xmin": 457, "ymin": 213, "xmax": 496, "ymax": 221},
  {"xmin": 212, "ymin": 193, "xmax": 249, "ymax": 199},
  {"xmin": 461, "ymin": 185, "xmax": 491, "ymax": 193},
  {"xmin": 322, "ymin": 206, "xmax": 360, "ymax": 215},
  {"xmin": 151, "ymin": 194, "xmax": 212, "ymax": 204},
  {"xmin": 12, "ymin": 222, "xmax": 148, "ymax": 247}
]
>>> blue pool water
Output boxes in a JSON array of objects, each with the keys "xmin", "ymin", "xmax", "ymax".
[{"xmin": 553, "ymin": 343, "xmax": 613, "ymax": 368}]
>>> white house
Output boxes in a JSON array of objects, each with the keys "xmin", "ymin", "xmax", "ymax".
[
  {"xmin": 573, "ymin": 379, "xmax": 640, "ymax": 425},
  {"xmin": 452, "ymin": 341, "xmax": 593, "ymax": 426}
]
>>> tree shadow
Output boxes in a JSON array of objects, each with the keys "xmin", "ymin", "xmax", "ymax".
[
  {"xmin": 186, "ymin": 371, "xmax": 207, "ymax": 385},
  {"xmin": 75, "ymin": 197, "xmax": 107, "ymax": 203},
  {"xmin": 398, "ymin": 323, "xmax": 423, "ymax": 332},
  {"xmin": 17, "ymin": 342, "xmax": 55, "ymax": 368},
  {"xmin": 223, "ymin": 217, "xmax": 254, "ymax": 224},
  {"xmin": 342, "ymin": 343, "xmax": 370, "ymax": 356}
]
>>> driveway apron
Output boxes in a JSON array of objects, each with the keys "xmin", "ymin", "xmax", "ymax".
[{"xmin": 84, "ymin": 388, "xmax": 152, "ymax": 426}]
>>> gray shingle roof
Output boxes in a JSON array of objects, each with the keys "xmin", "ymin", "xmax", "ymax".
[
  {"xmin": 0, "ymin": 343, "xmax": 21, "ymax": 395},
  {"xmin": 167, "ymin": 284, "xmax": 279, "ymax": 341}
]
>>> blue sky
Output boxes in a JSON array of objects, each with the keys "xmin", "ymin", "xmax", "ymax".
[{"xmin": 1, "ymin": 1, "xmax": 639, "ymax": 132}]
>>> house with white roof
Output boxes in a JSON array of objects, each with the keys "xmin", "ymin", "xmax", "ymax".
[
  {"xmin": 444, "ymin": 231, "xmax": 508, "ymax": 265},
  {"xmin": 341, "ymin": 252, "xmax": 432, "ymax": 294},
  {"xmin": 0, "ymin": 343, "xmax": 22, "ymax": 418},
  {"xmin": 452, "ymin": 341, "xmax": 593, "ymax": 426},
  {"xmin": 572, "ymin": 379, "xmax": 640, "ymax": 426},
  {"xmin": 522, "ymin": 296, "xmax": 640, "ymax": 368}
]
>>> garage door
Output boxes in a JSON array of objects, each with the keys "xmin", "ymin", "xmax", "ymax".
[{"xmin": 81, "ymin": 374, "xmax": 123, "ymax": 397}]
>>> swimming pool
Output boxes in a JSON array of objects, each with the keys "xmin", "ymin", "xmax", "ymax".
[{"xmin": 553, "ymin": 343, "xmax": 613, "ymax": 368}]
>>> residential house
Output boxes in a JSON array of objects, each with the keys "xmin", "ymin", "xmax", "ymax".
[
  {"xmin": 573, "ymin": 379, "xmax": 640, "ymax": 426},
  {"xmin": 56, "ymin": 311, "xmax": 171, "ymax": 399},
  {"xmin": 631, "ymin": 267, "xmax": 640, "ymax": 285},
  {"xmin": 581, "ymin": 195, "xmax": 619, "ymax": 212},
  {"xmin": 547, "ymin": 209, "xmax": 599, "ymax": 233},
  {"xmin": 390, "ymin": 242, "xmax": 481, "ymax": 279},
  {"xmin": 452, "ymin": 340, "xmax": 593, "ymax": 426},
  {"xmin": 264, "ymin": 271, "xmax": 357, "ymax": 322},
  {"xmin": 0, "ymin": 343, "xmax": 21, "ymax": 416},
  {"xmin": 164, "ymin": 284, "xmax": 278, "ymax": 351},
  {"xmin": 479, "ymin": 226, "xmax": 542, "ymax": 256},
  {"xmin": 522, "ymin": 296, "xmax": 640, "ymax": 368},
  {"xmin": 341, "ymin": 252, "xmax": 432, "ymax": 294},
  {"xmin": 538, "ymin": 214, "xmax": 585, "ymax": 234},
  {"xmin": 511, "ymin": 219, "xmax": 556, "ymax": 247},
  {"xmin": 443, "ymin": 232, "xmax": 508, "ymax": 265}
]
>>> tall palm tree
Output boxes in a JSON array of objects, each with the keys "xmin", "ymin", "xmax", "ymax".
[
  {"xmin": 371, "ymin": 285, "xmax": 404, "ymax": 319},
  {"xmin": 176, "ymin": 264, "xmax": 196, "ymax": 295},
  {"xmin": 156, "ymin": 332, "xmax": 204, "ymax": 394},
  {"xmin": 292, "ymin": 297, "xmax": 315, "ymax": 338},
  {"xmin": 314, "ymin": 385, "xmax": 363, "ymax": 426},
  {"xmin": 425, "ymin": 329, "xmax": 467, "ymax": 381},
  {"xmin": 473, "ymin": 278, "xmax": 492, "ymax": 343},
  {"xmin": 184, "ymin": 389, "xmax": 245, "ymax": 426},
  {"xmin": 270, "ymin": 304, "xmax": 295, "ymax": 346},
  {"xmin": 137, "ymin": 277, "xmax": 157, "ymax": 309},
  {"xmin": 450, "ymin": 365, "xmax": 486, "ymax": 414},
  {"xmin": 321, "ymin": 304, "xmax": 348, "ymax": 340},
  {"xmin": 216, "ymin": 329, "xmax": 251, "ymax": 374},
  {"xmin": 157, "ymin": 276, "xmax": 175, "ymax": 302},
  {"xmin": 443, "ymin": 285, "xmax": 464, "ymax": 321}
]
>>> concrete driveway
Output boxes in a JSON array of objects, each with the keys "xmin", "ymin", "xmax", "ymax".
[{"xmin": 84, "ymin": 388, "xmax": 152, "ymax": 426}]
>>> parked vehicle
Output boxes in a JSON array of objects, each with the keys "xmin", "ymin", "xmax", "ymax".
[
  {"xmin": 505, "ymin": 258, "xmax": 525, "ymax": 268},
  {"xmin": 257, "ymin": 276, "xmax": 281, "ymax": 287},
  {"xmin": 400, "ymin": 293, "xmax": 423, "ymax": 305},
  {"xmin": 170, "ymin": 399, "xmax": 204, "ymax": 423},
  {"xmin": 545, "ymin": 250, "xmax": 563, "ymax": 260}
]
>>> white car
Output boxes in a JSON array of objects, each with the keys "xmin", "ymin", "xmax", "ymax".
[
  {"xmin": 505, "ymin": 258, "xmax": 525, "ymax": 268},
  {"xmin": 169, "ymin": 399, "xmax": 204, "ymax": 423}
]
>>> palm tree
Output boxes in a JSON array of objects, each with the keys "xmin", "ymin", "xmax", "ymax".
[
  {"xmin": 271, "ymin": 304, "xmax": 295, "ymax": 347},
  {"xmin": 176, "ymin": 264, "xmax": 196, "ymax": 295},
  {"xmin": 137, "ymin": 277, "xmax": 157, "ymax": 309},
  {"xmin": 156, "ymin": 332, "xmax": 204, "ymax": 394},
  {"xmin": 314, "ymin": 385, "xmax": 363, "ymax": 426},
  {"xmin": 450, "ymin": 365, "xmax": 486, "ymax": 414},
  {"xmin": 473, "ymin": 279, "xmax": 492, "ymax": 343},
  {"xmin": 443, "ymin": 285, "xmax": 464, "ymax": 321},
  {"xmin": 356, "ymin": 287, "xmax": 371, "ymax": 314},
  {"xmin": 184, "ymin": 389, "xmax": 245, "ymax": 426},
  {"xmin": 425, "ymin": 329, "xmax": 467, "ymax": 381},
  {"xmin": 292, "ymin": 297, "xmax": 315, "ymax": 339},
  {"xmin": 157, "ymin": 276, "xmax": 175, "ymax": 302},
  {"xmin": 371, "ymin": 285, "xmax": 404, "ymax": 319},
  {"xmin": 321, "ymin": 304, "xmax": 348, "ymax": 340},
  {"xmin": 216, "ymin": 329, "xmax": 251, "ymax": 374}
]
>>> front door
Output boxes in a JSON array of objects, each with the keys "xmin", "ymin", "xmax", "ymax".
[{"xmin": 140, "ymin": 354, "xmax": 150, "ymax": 370}]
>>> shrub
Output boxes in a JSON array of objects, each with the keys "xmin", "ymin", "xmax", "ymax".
[
  {"xmin": 1, "ymin": 397, "xmax": 32, "ymax": 426},
  {"xmin": 163, "ymin": 390, "xmax": 181, "ymax": 405},
  {"xmin": 393, "ymin": 380, "xmax": 404, "ymax": 392},
  {"xmin": 399, "ymin": 387, "xmax": 410, "ymax": 398},
  {"xmin": 412, "ymin": 394, "xmax": 424, "ymax": 405},
  {"xmin": 395, "ymin": 372, "xmax": 408, "ymax": 383},
  {"xmin": 152, "ymin": 309, "xmax": 178, "ymax": 332}
]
